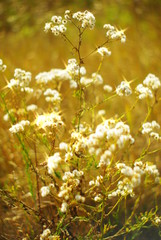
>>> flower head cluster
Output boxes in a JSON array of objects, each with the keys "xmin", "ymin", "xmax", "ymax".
[
  {"xmin": 66, "ymin": 58, "xmax": 86, "ymax": 77},
  {"xmin": 143, "ymin": 73, "xmax": 160, "ymax": 90},
  {"xmin": 26, "ymin": 104, "xmax": 38, "ymax": 112},
  {"xmin": 109, "ymin": 160, "xmax": 160, "ymax": 199},
  {"xmin": 135, "ymin": 74, "xmax": 160, "ymax": 99},
  {"xmin": 72, "ymin": 10, "xmax": 95, "ymax": 30},
  {"xmin": 104, "ymin": 24, "xmax": 126, "ymax": 43},
  {"xmin": 44, "ymin": 88, "xmax": 61, "ymax": 104},
  {"xmin": 0, "ymin": 59, "xmax": 7, "ymax": 72},
  {"xmin": 40, "ymin": 228, "xmax": 51, "ymax": 240},
  {"xmin": 44, "ymin": 14, "xmax": 67, "ymax": 36},
  {"xmin": 40, "ymin": 184, "xmax": 55, "ymax": 197},
  {"xmin": 58, "ymin": 170, "xmax": 84, "ymax": 212},
  {"xmin": 97, "ymin": 47, "xmax": 111, "ymax": 57},
  {"xmin": 103, "ymin": 84, "xmax": 113, "ymax": 93},
  {"xmin": 116, "ymin": 80, "xmax": 132, "ymax": 96},
  {"xmin": 40, "ymin": 186, "xmax": 50, "ymax": 197},
  {"xmin": 47, "ymin": 152, "xmax": 62, "ymax": 174},
  {"xmin": 35, "ymin": 69, "xmax": 71, "ymax": 85},
  {"xmin": 108, "ymin": 178, "xmax": 134, "ymax": 199},
  {"xmin": 9, "ymin": 120, "xmax": 30, "ymax": 134},
  {"xmin": 35, "ymin": 112, "xmax": 63, "ymax": 130},
  {"xmin": 89, "ymin": 175, "xmax": 103, "ymax": 187},
  {"xmin": 87, "ymin": 119, "xmax": 134, "ymax": 167},
  {"xmin": 142, "ymin": 121, "xmax": 161, "ymax": 140},
  {"xmin": 7, "ymin": 68, "xmax": 33, "ymax": 93}
]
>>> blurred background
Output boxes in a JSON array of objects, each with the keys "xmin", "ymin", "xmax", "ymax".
[{"xmin": 0, "ymin": 0, "xmax": 161, "ymax": 80}]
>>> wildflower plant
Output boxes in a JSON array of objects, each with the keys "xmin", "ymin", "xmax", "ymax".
[{"xmin": 0, "ymin": 9, "xmax": 161, "ymax": 240}]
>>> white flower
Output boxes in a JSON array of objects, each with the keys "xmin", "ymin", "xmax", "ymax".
[
  {"xmin": 0, "ymin": 59, "xmax": 7, "ymax": 72},
  {"xmin": 142, "ymin": 121, "xmax": 160, "ymax": 135},
  {"xmin": 80, "ymin": 77, "xmax": 93, "ymax": 86},
  {"xmin": 72, "ymin": 10, "xmax": 95, "ymax": 30},
  {"xmin": 75, "ymin": 194, "xmax": 85, "ymax": 202},
  {"xmin": 40, "ymin": 228, "xmax": 51, "ymax": 240},
  {"xmin": 143, "ymin": 73, "xmax": 160, "ymax": 90},
  {"xmin": 40, "ymin": 186, "xmax": 50, "ymax": 197},
  {"xmin": 26, "ymin": 104, "xmax": 38, "ymax": 112},
  {"xmin": 104, "ymin": 25, "xmax": 126, "ymax": 43},
  {"xmin": 97, "ymin": 110, "xmax": 106, "ymax": 116},
  {"xmin": 44, "ymin": 88, "xmax": 61, "ymax": 103},
  {"xmin": 35, "ymin": 112, "xmax": 63, "ymax": 129},
  {"xmin": 61, "ymin": 202, "xmax": 68, "ymax": 213},
  {"xmin": 116, "ymin": 81, "xmax": 132, "ymax": 96},
  {"xmin": 9, "ymin": 120, "xmax": 30, "ymax": 134},
  {"xmin": 92, "ymin": 73, "xmax": 103, "ymax": 85},
  {"xmin": 103, "ymin": 84, "xmax": 113, "ymax": 92},
  {"xmin": 97, "ymin": 47, "xmax": 111, "ymax": 57},
  {"xmin": 48, "ymin": 152, "xmax": 62, "ymax": 174},
  {"xmin": 59, "ymin": 142, "xmax": 68, "ymax": 151},
  {"xmin": 94, "ymin": 194, "xmax": 102, "ymax": 202}
]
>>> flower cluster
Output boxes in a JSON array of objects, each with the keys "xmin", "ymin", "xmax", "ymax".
[
  {"xmin": 44, "ymin": 88, "xmax": 61, "ymax": 104},
  {"xmin": 103, "ymin": 24, "xmax": 126, "ymax": 43},
  {"xmin": 40, "ymin": 184, "xmax": 55, "ymax": 197},
  {"xmin": 87, "ymin": 119, "xmax": 134, "ymax": 167},
  {"xmin": 89, "ymin": 175, "xmax": 103, "ymax": 187},
  {"xmin": 40, "ymin": 228, "xmax": 51, "ymax": 240},
  {"xmin": 35, "ymin": 69, "xmax": 70, "ymax": 84},
  {"xmin": 7, "ymin": 68, "xmax": 33, "ymax": 93},
  {"xmin": 9, "ymin": 120, "xmax": 30, "ymax": 134},
  {"xmin": 116, "ymin": 80, "xmax": 132, "ymax": 96},
  {"xmin": 108, "ymin": 160, "xmax": 160, "ymax": 199},
  {"xmin": 35, "ymin": 112, "xmax": 64, "ymax": 130},
  {"xmin": 44, "ymin": 15, "xmax": 67, "ymax": 36},
  {"xmin": 72, "ymin": 10, "xmax": 95, "ymax": 29},
  {"xmin": 44, "ymin": 10, "xmax": 95, "ymax": 36},
  {"xmin": 103, "ymin": 84, "xmax": 113, "ymax": 93},
  {"xmin": 58, "ymin": 170, "xmax": 84, "ymax": 212},
  {"xmin": 143, "ymin": 73, "xmax": 161, "ymax": 90},
  {"xmin": 142, "ymin": 121, "xmax": 161, "ymax": 140},
  {"xmin": 0, "ymin": 59, "xmax": 7, "ymax": 72},
  {"xmin": 135, "ymin": 73, "xmax": 160, "ymax": 99},
  {"xmin": 97, "ymin": 47, "xmax": 111, "ymax": 57},
  {"xmin": 47, "ymin": 152, "xmax": 62, "ymax": 174}
]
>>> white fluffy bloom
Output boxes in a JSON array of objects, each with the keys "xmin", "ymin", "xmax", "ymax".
[
  {"xmin": 9, "ymin": 120, "xmax": 30, "ymax": 133},
  {"xmin": 36, "ymin": 69, "xmax": 71, "ymax": 84},
  {"xmin": 143, "ymin": 73, "xmax": 160, "ymax": 90},
  {"xmin": 0, "ymin": 59, "xmax": 7, "ymax": 72},
  {"xmin": 61, "ymin": 202, "xmax": 68, "ymax": 213},
  {"xmin": 40, "ymin": 186, "xmax": 50, "ymax": 197},
  {"xmin": 35, "ymin": 112, "xmax": 63, "ymax": 129},
  {"xmin": 75, "ymin": 194, "xmax": 85, "ymax": 202},
  {"xmin": 48, "ymin": 152, "xmax": 62, "ymax": 174},
  {"xmin": 72, "ymin": 10, "xmax": 95, "ymax": 30},
  {"xmin": 94, "ymin": 194, "xmax": 102, "ymax": 202},
  {"xmin": 104, "ymin": 24, "xmax": 126, "ymax": 43},
  {"xmin": 59, "ymin": 142, "xmax": 68, "ymax": 151},
  {"xmin": 103, "ymin": 84, "xmax": 113, "ymax": 92},
  {"xmin": 92, "ymin": 73, "xmax": 103, "ymax": 85},
  {"xmin": 44, "ymin": 14, "xmax": 67, "ymax": 36},
  {"xmin": 116, "ymin": 81, "xmax": 132, "ymax": 96},
  {"xmin": 135, "ymin": 84, "xmax": 153, "ymax": 99},
  {"xmin": 7, "ymin": 68, "xmax": 32, "ymax": 91},
  {"xmin": 26, "ymin": 104, "xmax": 38, "ymax": 112},
  {"xmin": 97, "ymin": 47, "xmax": 111, "ymax": 57},
  {"xmin": 44, "ymin": 88, "xmax": 61, "ymax": 103},
  {"xmin": 40, "ymin": 229, "xmax": 51, "ymax": 240},
  {"xmin": 142, "ymin": 121, "xmax": 160, "ymax": 135},
  {"xmin": 97, "ymin": 109, "xmax": 106, "ymax": 116}
]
